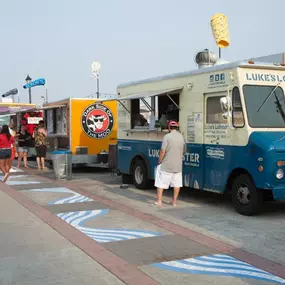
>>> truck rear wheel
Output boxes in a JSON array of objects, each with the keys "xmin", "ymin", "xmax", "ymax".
[
  {"xmin": 232, "ymin": 174, "xmax": 262, "ymax": 216},
  {"xmin": 132, "ymin": 160, "xmax": 150, "ymax": 190}
]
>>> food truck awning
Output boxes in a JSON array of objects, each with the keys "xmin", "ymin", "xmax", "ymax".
[
  {"xmin": 38, "ymin": 104, "xmax": 66, "ymax": 110},
  {"xmin": 0, "ymin": 105, "xmax": 34, "ymax": 114},
  {"xmin": 14, "ymin": 104, "xmax": 66, "ymax": 113},
  {"xmin": 98, "ymin": 87, "xmax": 183, "ymax": 113},
  {"xmin": 117, "ymin": 87, "xmax": 183, "ymax": 101}
]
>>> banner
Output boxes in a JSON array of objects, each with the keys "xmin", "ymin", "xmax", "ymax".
[
  {"xmin": 23, "ymin": 78, "xmax": 46, "ymax": 89},
  {"xmin": 1, "ymin": 88, "xmax": 18, "ymax": 98}
]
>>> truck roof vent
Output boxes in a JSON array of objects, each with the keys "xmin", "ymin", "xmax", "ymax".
[{"xmin": 195, "ymin": 49, "xmax": 217, "ymax": 69}]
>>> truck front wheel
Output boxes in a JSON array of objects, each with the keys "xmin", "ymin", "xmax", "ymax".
[
  {"xmin": 132, "ymin": 160, "xmax": 150, "ymax": 190},
  {"xmin": 232, "ymin": 174, "xmax": 262, "ymax": 216}
]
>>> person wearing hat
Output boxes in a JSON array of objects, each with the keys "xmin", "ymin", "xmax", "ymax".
[{"xmin": 153, "ymin": 120, "xmax": 186, "ymax": 207}]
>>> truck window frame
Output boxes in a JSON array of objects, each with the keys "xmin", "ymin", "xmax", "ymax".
[
  {"xmin": 206, "ymin": 95, "xmax": 226, "ymax": 124},
  {"xmin": 243, "ymin": 84, "xmax": 285, "ymax": 128},
  {"xmin": 232, "ymin": 86, "xmax": 245, "ymax": 128}
]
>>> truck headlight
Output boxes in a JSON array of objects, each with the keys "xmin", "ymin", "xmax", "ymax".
[{"xmin": 276, "ymin": 169, "xmax": 284, "ymax": 179}]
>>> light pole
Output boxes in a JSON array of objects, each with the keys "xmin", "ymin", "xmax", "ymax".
[
  {"xmin": 25, "ymin": 74, "xmax": 32, "ymax": 103},
  {"xmin": 91, "ymin": 61, "xmax": 101, "ymax": 99},
  {"xmin": 96, "ymin": 74, "xmax": 100, "ymax": 99}
]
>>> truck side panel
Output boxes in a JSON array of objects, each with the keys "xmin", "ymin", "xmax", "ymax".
[
  {"xmin": 70, "ymin": 99, "xmax": 117, "ymax": 156},
  {"xmin": 118, "ymin": 139, "xmax": 204, "ymax": 189}
]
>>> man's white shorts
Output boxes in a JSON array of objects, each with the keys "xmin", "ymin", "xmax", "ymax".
[{"xmin": 154, "ymin": 165, "xmax": 183, "ymax": 189}]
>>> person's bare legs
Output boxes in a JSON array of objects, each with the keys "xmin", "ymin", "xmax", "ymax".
[
  {"xmin": 17, "ymin": 152, "xmax": 23, "ymax": 168},
  {"xmin": 172, "ymin": 187, "xmax": 181, "ymax": 206},
  {"xmin": 36, "ymin": 157, "xmax": 41, "ymax": 170},
  {"xmin": 4, "ymin": 158, "xmax": 10, "ymax": 173},
  {"xmin": 0, "ymin": 160, "xmax": 7, "ymax": 175},
  {"xmin": 41, "ymin": 157, "xmax": 48, "ymax": 170},
  {"xmin": 23, "ymin": 152, "xmax": 28, "ymax": 168},
  {"xmin": 8, "ymin": 158, "xmax": 12, "ymax": 173},
  {"xmin": 3, "ymin": 159, "xmax": 10, "ymax": 182},
  {"xmin": 156, "ymin": 187, "xmax": 164, "ymax": 206}
]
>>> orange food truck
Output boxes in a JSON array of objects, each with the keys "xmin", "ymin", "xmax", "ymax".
[{"xmin": 42, "ymin": 98, "xmax": 118, "ymax": 169}]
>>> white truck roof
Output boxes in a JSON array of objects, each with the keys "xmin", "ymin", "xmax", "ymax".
[{"xmin": 118, "ymin": 59, "xmax": 285, "ymax": 89}]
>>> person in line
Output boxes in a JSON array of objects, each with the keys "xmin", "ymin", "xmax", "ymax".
[
  {"xmin": 33, "ymin": 120, "xmax": 48, "ymax": 171},
  {"xmin": 16, "ymin": 125, "xmax": 30, "ymax": 168},
  {"xmin": 8, "ymin": 122, "xmax": 16, "ymax": 171},
  {"xmin": 0, "ymin": 125, "xmax": 18, "ymax": 182},
  {"xmin": 153, "ymin": 120, "xmax": 186, "ymax": 207}
]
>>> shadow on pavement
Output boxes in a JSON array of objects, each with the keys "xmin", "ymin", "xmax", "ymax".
[{"xmin": 26, "ymin": 164, "xmax": 285, "ymax": 217}]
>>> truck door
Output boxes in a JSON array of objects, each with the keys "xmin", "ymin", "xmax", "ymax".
[{"xmin": 203, "ymin": 92, "xmax": 231, "ymax": 192}]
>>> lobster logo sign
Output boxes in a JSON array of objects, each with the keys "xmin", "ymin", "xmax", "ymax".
[{"xmin": 81, "ymin": 103, "xmax": 114, "ymax": 139}]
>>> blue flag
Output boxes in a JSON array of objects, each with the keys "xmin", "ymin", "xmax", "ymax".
[{"xmin": 23, "ymin": 78, "xmax": 46, "ymax": 89}]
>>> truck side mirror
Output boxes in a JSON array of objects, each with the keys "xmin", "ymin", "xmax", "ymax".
[{"xmin": 220, "ymin": 96, "xmax": 234, "ymax": 129}]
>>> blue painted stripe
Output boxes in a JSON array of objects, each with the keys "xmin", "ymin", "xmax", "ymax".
[
  {"xmin": 82, "ymin": 227, "xmax": 161, "ymax": 236},
  {"xmin": 151, "ymin": 254, "xmax": 285, "ymax": 284},
  {"xmin": 67, "ymin": 210, "xmax": 93, "ymax": 225},
  {"xmin": 194, "ymin": 256, "xmax": 265, "ymax": 269},
  {"xmin": 29, "ymin": 187, "xmax": 74, "ymax": 194},
  {"xmin": 57, "ymin": 209, "xmax": 162, "ymax": 243},
  {"xmin": 83, "ymin": 230, "xmax": 148, "ymax": 239},
  {"xmin": 179, "ymin": 259, "xmax": 266, "ymax": 274}
]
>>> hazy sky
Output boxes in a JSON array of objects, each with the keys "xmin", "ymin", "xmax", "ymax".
[{"xmin": 0, "ymin": 0, "xmax": 284, "ymax": 104}]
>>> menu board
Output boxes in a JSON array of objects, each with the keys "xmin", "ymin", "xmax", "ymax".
[
  {"xmin": 56, "ymin": 107, "xmax": 67, "ymax": 135},
  {"xmin": 47, "ymin": 109, "xmax": 54, "ymax": 135}
]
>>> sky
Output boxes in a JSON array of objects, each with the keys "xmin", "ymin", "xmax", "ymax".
[{"xmin": 0, "ymin": 0, "xmax": 285, "ymax": 105}]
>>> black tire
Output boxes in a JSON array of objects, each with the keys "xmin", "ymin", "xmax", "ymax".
[
  {"xmin": 122, "ymin": 173, "xmax": 133, "ymax": 184},
  {"xmin": 132, "ymin": 160, "xmax": 150, "ymax": 189},
  {"xmin": 232, "ymin": 174, "xmax": 262, "ymax": 216}
]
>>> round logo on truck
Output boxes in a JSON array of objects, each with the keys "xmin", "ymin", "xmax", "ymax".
[{"xmin": 81, "ymin": 103, "xmax": 114, "ymax": 139}]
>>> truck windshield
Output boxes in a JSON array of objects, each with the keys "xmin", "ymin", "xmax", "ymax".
[{"xmin": 243, "ymin": 85, "xmax": 285, "ymax": 128}]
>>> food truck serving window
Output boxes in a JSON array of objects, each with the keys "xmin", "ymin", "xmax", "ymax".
[
  {"xmin": 119, "ymin": 87, "xmax": 182, "ymax": 130},
  {"xmin": 44, "ymin": 105, "xmax": 67, "ymax": 135}
]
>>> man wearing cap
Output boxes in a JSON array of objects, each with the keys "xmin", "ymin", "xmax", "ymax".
[{"xmin": 154, "ymin": 120, "xmax": 186, "ymax": 207}]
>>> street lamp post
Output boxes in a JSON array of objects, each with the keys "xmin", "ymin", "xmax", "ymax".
[
  {"xmin": 96, "ymin": 74, "xmax": 100, "ymax": 99},
  {"xmin": 91, "ymin": 61, "xmax": 101, "ymax": 99},
  {"xmin": 25, "ymin": 74, "xmax": 32, "ymax": 103}
]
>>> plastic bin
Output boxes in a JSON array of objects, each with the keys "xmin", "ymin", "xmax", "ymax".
[{"xmin": 51, "ymin": 149, "xmax": 72, "ymax": 180}]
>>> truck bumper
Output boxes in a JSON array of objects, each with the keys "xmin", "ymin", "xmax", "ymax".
[{"xmin": 272, "ymin": 186, "xmax": 285, "ymax": 201}]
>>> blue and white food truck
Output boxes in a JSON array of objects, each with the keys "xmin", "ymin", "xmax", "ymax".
[{"xmin": 115, "ymin": 50, "xmax": 285, "ymax": 216}]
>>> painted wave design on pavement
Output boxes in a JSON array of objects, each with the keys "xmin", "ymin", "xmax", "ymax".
[
  {"xmin": 152, "ymin": 254, "xmax": 285, "ymax": 284},
  {"xmin": 6, "ymin": 180, "xmax": 41, "ymax": 186},
  {"xmin": 27, "ymin": 187, "xmax": 93, "ymax": 205},
  {"xmin": 0, "ymin": 175, "xmax": 27, "ymax": 180},
  {"xmin": 57, "ymin": 210, "xmax": 161, "ymax": 243}
]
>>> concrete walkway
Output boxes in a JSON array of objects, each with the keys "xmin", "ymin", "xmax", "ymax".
[
  {"xmin": 0, "ymin": 188, "xmax": 125, "ymax": 285},
  {"xmin": 1, "ymin": 168, "xmax": 285, "ymax": 285}
]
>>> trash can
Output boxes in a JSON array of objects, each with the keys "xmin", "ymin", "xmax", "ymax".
[{"xmin": 51, "ymin": 150, "xmax": 72, "ymax": 180}]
